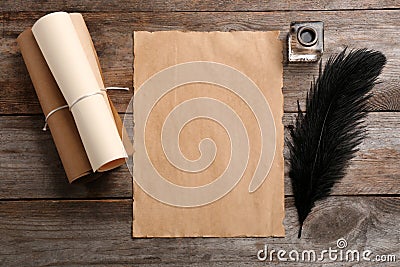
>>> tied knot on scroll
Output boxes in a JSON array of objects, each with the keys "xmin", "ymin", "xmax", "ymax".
[{"xmin": 42, "ymin": 87, "xmax": 129, "ymax": 131}]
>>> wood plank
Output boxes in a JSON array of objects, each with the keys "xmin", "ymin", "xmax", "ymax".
[
  {"xmin": 1, "ymin": 0, "xmax": 400, "ymax": 12},
  {"xmin": 369, "ymin": 82, "xmax": 400, "ymax": 111},
  {"xmin": 1, "ymin": 10, "xmax": 400, "ymax": 114},
  {"xmin": 0, "ymin": 13, "xmax": 3, "ymax": 35},
  {"xmin": 0, "ymin": 197, "xmax": 398, "ymax": 266},
  {"xmin": 0, "ymin": 112, "xmax": 398, "ymax": 199},
  {"xmin": 0, "ymin": 115, "xmax": 132, "ymax": 199}
]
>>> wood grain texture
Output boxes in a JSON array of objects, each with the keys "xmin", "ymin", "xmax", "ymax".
[
  {"xmin": 1, "ymin": 10, "xmax": 400, "ymax": 114},
  {"xmin": 369, "ymin": 82, "xmax": 400, "ymax": 111},
  {"xmin": 1, "ymin": 0, "xmax": 400, "ymax": 12},
  {"xmin": 1, "ymin": 112, "xmax": 398, "ymax": 199},
  {"xmin": 0, "ymin": 197, "xmax": 398, "ymax": 266}
]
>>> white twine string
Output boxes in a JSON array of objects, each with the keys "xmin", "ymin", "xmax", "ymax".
[
  {"xmin": 42, "ymin": 87, "xmax": 130, "ymax": 131},
  {"xmin": 68, "ymin": 91, "xmax": 104, "ymax": 110},
  {"xmin": 42, "ymin": 105, "xmax": 69, "ymax": 131}
]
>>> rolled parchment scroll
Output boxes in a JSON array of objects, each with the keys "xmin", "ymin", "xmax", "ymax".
[{"xmin": 17, "ymin": 12, "xmax": 132, "ymax": 182}]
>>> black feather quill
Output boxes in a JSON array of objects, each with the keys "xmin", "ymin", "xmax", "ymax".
[{"xmin": 288, "ymin": 49, "xmax": 386, "ymax": 238}]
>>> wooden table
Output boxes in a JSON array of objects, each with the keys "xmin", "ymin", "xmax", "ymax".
[{"xmin": 1, "ymin": 1, "xmax": 399, "ymax": 266}]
